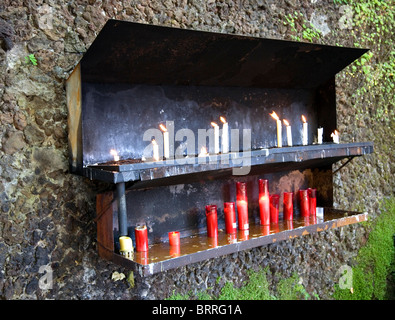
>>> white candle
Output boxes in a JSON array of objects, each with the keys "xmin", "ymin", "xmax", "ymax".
[
  {"xmin": 283, "ymin": 119, "xmax": 292, "ymax": 147},
  {"xmin": 152, "ymin": 139, "xmax": 159, "ymax": 161},
  {"xmin": 211, "ymin": 122, "xmax": 220, "ymax": 154},
  {"xmin": 160, "ymin": 124, "xmax": 169, "ymax": 159},
  {"xmin": 220, "ymin": 116, "xmax": 229, "ymax": 154},
  {"xmin": 317, "ymin": 127, "xmax": 323, "ymax": 144},
  {"xmin": 270, "ymin": 111, "xmax": 282, "ymax": 148},
  {"xmin": 331, "ymin": 130, "xmax": 339, "ymax": 144},
  {"xmin": 110, "ymin": 149, "xmax": 120, "ymax": 162},
  {"xmin": 302, "ymin": 115, "xmax": 308, "ymax": 146}
]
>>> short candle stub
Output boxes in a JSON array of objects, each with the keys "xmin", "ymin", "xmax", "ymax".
[{"xmin": 119, "ymin": 236, "xmax": 134, "ymax": 260}]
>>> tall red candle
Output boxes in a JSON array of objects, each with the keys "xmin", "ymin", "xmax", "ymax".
[
  {"xmin": 270, "ymin": 194, "xmax": 279, "ymax": 224},
  {"xmin": 258, "ymin": 179, "xmax": 270, "ymax": 225},
  {"xmin": 299, "ymin": 189, "xmax": 310, "ymax": 217},
  {"xmin": 224, "ymin": 202, "xmax": 237, "ymax": 234},
  {"xmin": 205, "ymin": 204, "xmax": 218, "ymax": 238},
  {"xmin": 135, "ymin": 225, "xmax": 148, "ymax": 252},
  {"xmin": 308, "ymin": 188, "xmax": 317, "ymax": 216},
  {"xmin": 236, "ymin": 182, "xmax": 249, "ymax": 230},
  {"xmin": 168, "ymin": 231, "xmax": 180, "ymax": 247},
  {"xmin": 283, "ymin": 192, "xmax": 294, "ymax": 220}
]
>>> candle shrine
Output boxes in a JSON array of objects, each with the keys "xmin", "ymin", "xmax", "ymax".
[{"xmin": 67, "ymin": 20, "xmax": 373, "ymax": 276}]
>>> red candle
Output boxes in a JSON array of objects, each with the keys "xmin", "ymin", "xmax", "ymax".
[
  {"xmin": 135, "ymin": 225, "xmax": 148, "ymax": 252},
  {"xmin": 169, "ymin": 245, "xmax": 180, "ymax": 257},
  {"xmin": 258, "ymin": 179, "xmax": 270, "ymax": 226},
  {"xmin": 168, "ymin": 231, "xmax": 180, "ymax": 247},
  {"xmin": 236, "ymin": 182, "xmax": 249, "ymax": 230},
  {"xmin": 283, "ymin": 192, "xmax": 294, "ymax": 220},
  {"xmin": 308, "ymin": 188, "xmax": 317, "ymax": 216},
  {"xmin": 299, "ymin": 189, "xmax": 310, "ymax": 217},
  {"xmin": 260, "ymin": 225, "xmax": 270, "ymax": 236},
  {"xmin": 224, "ymin": 202, "xmax": 237, "ymax": 234},
  {"xmin": 205, "ymin": 204, "xmax": 218, "ymax": 238},
  {"xmin": 270, "ymin": 194, "xmax": 279, "ymax": 224}
]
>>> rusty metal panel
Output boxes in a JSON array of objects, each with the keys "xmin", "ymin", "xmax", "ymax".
[{"xmin": 66, "ymin": 63, "xmax": 82, "ymax": 174}]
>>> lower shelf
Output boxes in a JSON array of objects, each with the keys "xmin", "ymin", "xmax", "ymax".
[{"xmin": 104, "ymin": 208, "xmax": 367, "ymax": 276}]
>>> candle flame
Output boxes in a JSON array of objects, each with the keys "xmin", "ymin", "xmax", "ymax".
[
  {"xmin": 211, "ymin": 121, "xmax": 218, "ymax": 127},
  {"xmin": 110, "ymin": 149, "xmax": 120, "ymax": 161},
  {"xmin": 301, "ymin": 115, "xmax": 307, "ymax": 123},
  {"xmin": 198, "ymin": 146, "xmax": 208, "ymax": 157},
  {"xmin": 220, "ymin": 116, "xmax": 227, "ymax": 124},
  {"xmin": 331, "ymin": 130, "xmax": 339, "ymax": 136},
  {"xmin": 270, "ymin": 111, "xmax": 280, "ymax": 121},
  {"xmin": 159, "ymin": 124, "xmax": 167, "ymax": 132},
  {"xmin": 283, "ymin": 119, "xmax": 290, "ymax": 126}
]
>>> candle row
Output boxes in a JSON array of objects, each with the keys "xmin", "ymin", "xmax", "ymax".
[
  {"xmin": 270, "ymin": 112, "xmax": 340, "ymax": 147},
  {"xmin": 205, "ymin": 180, "xmax": 317, "ymax": 239},
  {"xmin": 118, "ymin": 183, "xmax": 318, "ymax": 258}
]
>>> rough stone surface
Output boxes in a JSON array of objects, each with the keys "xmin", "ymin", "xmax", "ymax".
[{"xmin": 0, "ymin": 1, "xmax": 393, "ymax": 300}]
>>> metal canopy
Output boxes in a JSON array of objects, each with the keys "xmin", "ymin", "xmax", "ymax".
[{"xmin": 80, "ymin": 19, "xmax": 368, "ymax": 89}]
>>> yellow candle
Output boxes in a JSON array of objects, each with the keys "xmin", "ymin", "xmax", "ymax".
[
  {"xmin": 160, "ymin": 124, "xmax": 170, "ymax": 159},
  {"xmin": 211, "ymin": 122, "xmax": 220, "ymax": 154},
  {"xmin": 220, "ymin": 116, "xmax": 229, "ymax": 154},
  {"xmin": 270, "ymin": 111, "xmax": 282, "ymax": 148}
]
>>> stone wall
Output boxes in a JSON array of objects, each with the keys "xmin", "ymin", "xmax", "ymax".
[{"xmin": 0, "ymin": 0, "xmax": 393, "ymax": 299}]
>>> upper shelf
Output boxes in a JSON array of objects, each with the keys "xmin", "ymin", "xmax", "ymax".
[
  {"xmin": 80, "ymin": 20, "xmax": 367, "ymax": 89},
  {"xmin": 84, "ymin": 142, "xmax": 373, "ymax": 185}
]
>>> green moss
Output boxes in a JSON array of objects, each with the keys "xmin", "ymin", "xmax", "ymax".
[{"xmin": 333, "ymin": 197, "xmax": 395, "ymax": 300}]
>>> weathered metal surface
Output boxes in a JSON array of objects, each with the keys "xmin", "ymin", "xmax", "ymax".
[
  {"xmin": 66, "ymin": 63, "xmax": 82, "ymax": 174},
  {"xmin": 108, "ymin": 209, "xmax": 368, "ymax": 276},
  {"xmin": 80, "ymin": 20, "xmax": 368, "ymax": 88},
  {"xmin": 84, "ymin": 142, "xmax": 374, "ymax": 184}
]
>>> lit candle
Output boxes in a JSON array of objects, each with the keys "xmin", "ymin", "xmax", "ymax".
[
  {"xmin": 160, "ymin": 124, "xmax": 170, "ymax": 159},
  {"xmin": 168, "ymin": 231, "xmax": 180, "ymax": 247},
  {"xmin": 205, "ymin": 205, "xmax": 218, "ymax": 238},
  {"xmin": 283, "ymin": 119, "xmax": 292, "ymax": 147},
  {"xmin": 317, "ymin": 127, "xmax": 323, "ymax": 144},
  {"xmin": 283, "ymin": 192, "xmax": 294, "ymax": 221},
  {"xmin": 110, "ymin": 149, "xmax": 120, "ymax": 162},
  {"xmin": 302, "ymin": 115, "xmax": 308, "ymax": 146},
  {"xmin": 331, "ymin": 130, "xmax": 339, "ymax": 144},
  {"xmin": 152, "ymin": 139, "xmax": 159, "ymax": 161},
  {"xmin": 135, "ymin": 225, "xmax": 148, "ymax": 252},
  {"xmin": 269, "ymin": 194, "xmax": 279, "ymax": 224},
  {"xmin": 119, "ymin": 236, "xmax": 134, "ymax": 260},
  {"xmin": 299, "ymin": 189, "xmax": 310, "ymax": 217},
  {"xmin": 224, "ymin": 202, "xmax": 237, "ymax": 234},
  {"xmin": 211, "ymin": 122, "xmax": 220, "ymax": 154},
  {"xmin": 198, "ymin": 146, "xmax": 208, "ymax": 157},
  {"xmin": 308, "ymin": 188, "xmax": 317, "ymax": 216},
  {"xmin": 258, "ymin": 179, "xmax": 270, "ymax": 226},
  {"xmin": 270, "ymin": 111, "xmax": 282, "ymax": 148},
  {"xmin": 236, "ymin": 182, "xmax": 249, "ymax": 230},
  {"xmin": 220, "ymin": 116, "xmax": 229, "ymax": 154}
]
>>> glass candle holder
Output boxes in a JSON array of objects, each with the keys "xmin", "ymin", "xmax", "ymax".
[
  {"xmin": 205, "ymin": 204, "xmax": 218, "ymax": 238},
  {"xmin": 236, "ymin": 182, "xmax": 249, "ymax": 230},
  {"xmin": 308, "ymin": 188, "xmax": 317, "ymax": 216},
  {"xmin": 299, "ymin": 189, "xmax": 310, "ymax": 217},
  {"xmin": 135, "ymin": 225, "xmax": 148, "ymax": 252},
  {"xmin": 270, "ymin": 194, "xmax": 280, "ymax": 224},
  {"xmin": 258, "ymin": 179, "xmax": 270, "ymax": 226},
  {"xmin": 283, "ymin": 192, "xmax": 294, "ymax": 221},
  {"xmin": 224, "ymin": 202, "xmax": 237, "ymax": 234}
]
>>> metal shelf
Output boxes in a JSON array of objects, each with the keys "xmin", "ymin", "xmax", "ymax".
[
  {"xmin": 84, "ymin": 142, "xmax": 373, "ymax": 185},
  {"xmin": 105, "ymin": 208, "xmax": 368, "ymax": 276}
]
